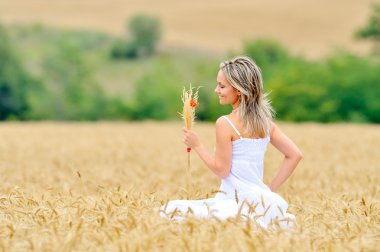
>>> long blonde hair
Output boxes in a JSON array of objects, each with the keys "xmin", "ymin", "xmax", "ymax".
[{"xmin": 220, "ymin": 56, "xmax": 274, "ymax": 138}]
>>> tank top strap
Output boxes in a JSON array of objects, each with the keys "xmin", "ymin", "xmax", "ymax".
[{"xmin": 222, "ymin": 116, "xmax": 243, "ymax": 139}]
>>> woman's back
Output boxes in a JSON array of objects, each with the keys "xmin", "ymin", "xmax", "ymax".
[{"xmin": 217, "ymin": 116, "xmax": 271, "ymax": 199}]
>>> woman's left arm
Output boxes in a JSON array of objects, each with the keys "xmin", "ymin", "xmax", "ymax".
[
  {"xmin": 268, "ymin": 121, "xmax": 303, "ymax": 192},
  {"xmin": 183, "ymin": 117, "xmax": 233, "ymax": 179}
]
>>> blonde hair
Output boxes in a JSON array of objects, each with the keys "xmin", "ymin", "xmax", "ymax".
[{"xmin": 220, "ymin": 56, "xmax": 274, "ymax": 138}]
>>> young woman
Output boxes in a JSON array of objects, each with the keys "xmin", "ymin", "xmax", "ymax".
[{"xmin": 160, "ymin": 56, "xmax": 302, "ymax": 228}]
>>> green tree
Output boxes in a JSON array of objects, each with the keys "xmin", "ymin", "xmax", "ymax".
[
  {"xmin": 110, "ymin": 39, "xmax": 139, "ymax": 59},
  {"xmin": 356, "ymin": 3, "xmax": 380, "ymax": 53},
  {"xmin": 110, "ymin": 14, "xmax": 161, "ymax": 59},
  {"xmin": 265, "ymin": 51, "xmax": 380, "ymax": 123},
  {"xmin": 41, "ymin": 41, "xmax": 109, "ymax": 120},
  {"xmin": 0, "ymin": 24, "xmax": 32, "ymax": 120},
  {"xmin": 243, "ymin": 39, "xmax": 290, "ymax": 73},
  {"xmin": 129, "ymin": 57, "xmax": 182, "ymax": 120},
  {"xmin": 129, "ymin": 14, "xmax": 161, "ymax": 56}
]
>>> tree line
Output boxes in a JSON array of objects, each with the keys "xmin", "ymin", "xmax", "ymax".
[{"xmin": 1, "ymin": 5, "xmax": 380, "ymax": 123}]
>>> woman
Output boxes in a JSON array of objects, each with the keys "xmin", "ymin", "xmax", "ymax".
[{"xmin": 160, "ymin": 56, "xmax": 302, "ymax": 228}]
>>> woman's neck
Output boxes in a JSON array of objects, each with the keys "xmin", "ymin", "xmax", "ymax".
[{"xmin": 232, "ymin": 101, "xmax": 240, "ymax": 113}]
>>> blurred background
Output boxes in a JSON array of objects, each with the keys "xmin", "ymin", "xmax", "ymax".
[{"xmin": 0, "ymin": 0, "xmax": 379, "ymax": 123}]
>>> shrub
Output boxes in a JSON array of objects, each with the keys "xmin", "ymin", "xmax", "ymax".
[
  {"xmin": 243, "ymin": 39, "xmax": 290, "ymax": 72},
  {"xmin": 41, "ymin": 41, "xmax": 110, "ymax": 120},
  {"xmin": 110, "ymin": 39, "xmax": 139, "ymax": 59},
  {"xmin": 110, "ymin": 14, "xmax": 161, "ymax": 60},
  {"xmin": 128, "ymin": 14, "xmax": 161, "ymax": 56},
  {"xmin": 264, "ymin": 51, "xmax": 380, "ymax": 123},
  {"xmin": 0, "ymin": 24, "xmax": 33, "ymax": 120},
  {"xmin": 356, "ymin": 3, "xmax": 380, "ymax": 54},
  {"xmin": 129, "ymin": 57, "xmax": 182, "ymax": 120}
]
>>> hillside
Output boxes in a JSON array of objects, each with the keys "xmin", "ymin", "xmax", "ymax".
[{"xmin": 0, "ymin": 0, "xmax": 378, "ymax": 58}]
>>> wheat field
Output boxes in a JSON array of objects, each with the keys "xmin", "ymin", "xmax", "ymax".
[
  {"xmin": 0, "ymin": 0, "xmax": 378, "ymax": 58},
  {"xmin": 0, "ymin": 121, "xmax": 379, "ymax": 251}
]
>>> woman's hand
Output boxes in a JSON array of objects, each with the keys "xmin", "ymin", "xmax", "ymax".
[{"xmin": 183, "ymin": 128, "xmax": 201, "ymax": 149}]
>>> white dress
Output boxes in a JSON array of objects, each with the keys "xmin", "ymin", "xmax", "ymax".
[{"xmin": 160, "ymin": 116, "xmax": 295, "ymax": 228}]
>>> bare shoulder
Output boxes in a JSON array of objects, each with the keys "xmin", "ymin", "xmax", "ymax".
[
  {"xmin": 215, "ymin": 116, "xmax": 232, "ymax": 137},
  {"xmin": 215, "ymin": 115, "xmax": 228, "ymax": 127}
]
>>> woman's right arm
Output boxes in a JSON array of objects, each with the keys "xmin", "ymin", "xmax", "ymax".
[
  {"xmin": 184, "ymin": 117, "xmax": 233, "ymax": 179},
  {"xmin": 267, "ymin": 121, "xmax": 303, "ymax": 192}
]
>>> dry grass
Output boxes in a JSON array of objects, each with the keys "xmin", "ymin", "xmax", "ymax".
[
  {"xmin": 0, "ymin": 0, "xmax": 378, "ymax": 58},
  {"xmin": 0, "ymin": 121, "xmax": 379, "ymax": 251}
]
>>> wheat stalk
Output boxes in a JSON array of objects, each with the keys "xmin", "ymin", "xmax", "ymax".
[
  {"xmin": 180, "ymin": 84, "xmax": 199, "ymax": 132},
  {"xmin": 180, "ymin": 84, "xmax": 200, "ymax": 194},
  {"xmin": 180, "ymin": 84, "xmax": 200, "ymax": 153}
]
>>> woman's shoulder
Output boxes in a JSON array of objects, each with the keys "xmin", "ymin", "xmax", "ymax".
[
  {"xmin": 215, "ymin": 116, "xmax": 235, "ymax": 139},
  {"xmin": 215, "ymin": 115, "xmax": 229, "ymax": 125},
  {"xmin": 215, "ymin": 114, "xmax": 237, "ymax": 125},
  {"xmin": 216, "ymin": 115, "xmax": 239, "ymax": 132}
]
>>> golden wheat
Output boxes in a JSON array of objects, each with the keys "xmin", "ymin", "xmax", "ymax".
[
  {"xmin": 0, "ymin": 121, "xmax": 379, "ymax": 251},
  {"xmin": 180, "ymin": 85, "xmax": 199, "ymax": 131}
]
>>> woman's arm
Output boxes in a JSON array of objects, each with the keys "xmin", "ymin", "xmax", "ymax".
[
  {"xmin": 183, "ymin": 117, "xmax": 232, "ymax": 179},
  {"xmin": 268, "ymin": 121, "xmax": 303, "ymax": 192}
]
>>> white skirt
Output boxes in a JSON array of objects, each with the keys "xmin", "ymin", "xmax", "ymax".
[{"xmin": 160, "ymin": 189, "xmax": 295, "ymax": 228}]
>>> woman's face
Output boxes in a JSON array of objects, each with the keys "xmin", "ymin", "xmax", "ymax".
[{"xmin": 214, "ymin": 70, "xmax": 240, "ymax": 106}]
